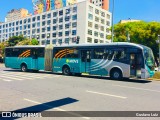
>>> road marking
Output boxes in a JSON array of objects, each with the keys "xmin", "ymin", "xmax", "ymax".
[
  {"xmin": 2, "ymin": 79, "xmax": 12, "ymax": 82},
  {"xmin": 113, "ymin": 84, "xmax": 160, "ymax": 93},
  {"xmin": 24, "ymin": 98, "xmax": 90, "ymax": 119},
  {"xmin": 0, "ymin": 76, "xmax": 23, "ymax": 81},
  {"xmin": 86, "ymin": 90, "xmax": 127, "ymax": 99}
]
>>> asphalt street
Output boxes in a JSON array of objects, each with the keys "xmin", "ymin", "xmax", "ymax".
[{"xmin": 0, "ymin": 64, "xmax": 160, "ymax": 120}]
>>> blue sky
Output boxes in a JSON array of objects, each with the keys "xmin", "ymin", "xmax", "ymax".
[{"xmin": 0, "ymin": 0, "xmax": 160, "ymax": 24}]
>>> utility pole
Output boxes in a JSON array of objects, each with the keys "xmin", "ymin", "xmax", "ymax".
[{"xmin": 111, "ymin": 0, "xmax": 115, "ymax": 42}]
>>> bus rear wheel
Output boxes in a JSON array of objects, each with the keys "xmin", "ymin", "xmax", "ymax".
[
  {"xmin": 21, "ymin": 64, "xmax": 27, "ymax": 72},
  {"xmin": 62, "ymin": 66, "xmax": 71, "ymax": 75},
  {"xmin": 110, "ymin": 69, "xmax": 122, "ymax": 80}
]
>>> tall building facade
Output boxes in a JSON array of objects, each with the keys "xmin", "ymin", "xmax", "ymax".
[
  {"xmin": 0, "ymin": 1, "xmax": 111, "ymax": 44},
  {"xmin": 90, "ymin": 0, "xmax": 109, "ymax": 10},
  {"xmin": 5, "ymin": 9, "xmax": 31, "ymax": 22}
]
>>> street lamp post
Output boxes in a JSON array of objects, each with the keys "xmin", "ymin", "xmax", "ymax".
[{"xmin": 111, "ymin": 0, "xmax": 115, "ymax": 42}]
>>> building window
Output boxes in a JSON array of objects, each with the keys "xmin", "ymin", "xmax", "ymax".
[
  {"xmin": 24, "ymin": 25, "xmax": 27, "ymax": 30},
  {"xmin": 59, "ymin": 17, "xmax": 63, "ymax": 23},
  {"xmin": 95, "ymin": 9, "xmax": 99, "ymax": 15},
  {"xmin": 28, "ymin": 24, "xmax": 30, "ymax": 29},
  {"xmin": 100, "ymin": 40, "xmax": 103, "ymax": 43},
  {"xmin": 65, "ymin": 16, "xmax": 70, "ymax": 21},
  {"xmin": 88, "ymin": 29, "xmax": 92, "ymax": 35},
  {"xmin": 42, "ymin": 21, "xmax": 45, "ymax": 26},
  {"xmin": 59, "ymin": 32, "xmax": 63, "ymax": 37},
  {"xmin": 73, "ymin": 7, "xmax": 77, "ymax": 12},
  {"xmin": 72, "ymin": 15, "xmax": 77, "ymax": 20},
  {"xmin": 32, "ymin": 23, "xmax": 36, "ymax": 28},
  {"xmin": 28, "ymin": 18, "xmax": 31, "ymax": 23},
  {"xmin": 32, "ymin": 29, "xmax": 36, "ymax": 34},
  {"xmin": 65, "ymin": 31, "xmax": 69, "ymax": 36},
  {"xmin": 16, "ymin": 21, "xmax": 19, "ymax": 25},
  {"xmin": 106, "ymin": 21, "xmax": 110, "ymax": 26},
  {"xmin": 88, "ymin": 13, "xmax": 93, "ymax": 20},
  {"xmin": 101, "ymin": 12, "xmax": 105, "ymax": 17},
  {"xmin": 59, "ymin": 10, "xmax": 63, "ymax": 16},
  {"xmin": 42, "ymin": 28, "xmax": 45, "ymax": 32},
  {"xmin": 52, "ymin": 33, "xmax": 56, "ymax": 37},
  {"xmin": 95, "ymin": 24, "xmax": 99, "ymax": 29},
  {"xmin": 107, "ymin": 14, "xmax": 110, "ymax": 19},
  {"xmin": 53, "ymin": 26, "xmax": 56, "ymax": 30},
  {"xmin": 100, "ymin": 26, "xmax": 104, "ymax": 31},
  {"xmin": 47, "ymin": 13, "xmax": 51, "ymax": 18},
  {"xmin": 94, "ymin": 39, "xmax": 98, "ymax": 43},
  {"xmin": 24, "ymin": 19, "xmax": 27, "ymax": 24},
  {"xmin": 42, "ymin": 15, "xmax": 46, "ymax": 19},
  {"xmin": 65, "ymin": 23, "xmax": 70, "ymax": 29},
  {"xmin": 94, "ymin": 31, "xmax": 98, "ymax": 37},
  {"xmin": 87, "ymin": 37, "xmax": 92, "ymax": 43},
  {"xmin": 106, "ymin": 28, "xmax": 110, "ymax": 33},
  {"xmin": 52, "ymin": 39, "xmax": 57, "ymax": 44},
  {"xmin": 37, "ymin": 16, "xmax": 40, "ymax": 20},
  {"xmin": 53, "ymin": 12, "xmax": 57, "ymax": 17},
  {"xmin": 59, "ymin": 25, "xmax": 63, "ymax": 30},
  {"xmin": 20, "ymin": 20, "xmax": 22, "ymax": 25},
  {"xmin": 95, "ymin": 16, "xmax": 99, "ymax": 22},
  {"xmin": 32, "ymin": 17, "xmax": 36, "ymax": 22},
  {"xmin": 100, "ymin": 33, "xmax": 104, "ymax": 38},
  {"xmin": 101, "ymin": 19, "xmax": 105, "ymax": 24},
  {"xmin": 37, "ymin": 28, "xmax": 40, "ymax": 33},
  {"xmin": 88, "ymin": 21, "xmax": 92, "ymax": 28},
  {"xmin": 72, "ymin": 22, "xmax": 77, "ymax": 28},
  {"xmin": 47, "ymin": 27, "xmax": 50, "ymax": 31},
  {"xmin": 47, "ymin": 20, "xmax": 51, "ymax": 25},
  {"xmin": 16, "ymin": 27, "xmax": 18, "ymax": 31},
  {"xmin": 42, "ymin": 34, "xmax": 45, "ymax": 38},
  {"xmin": 20, "ymin": 26, "xmax": 22, "ymax": 30},
  {"xmin": 72, "ymin": 30, "xmax": 76, "ymax": 35},
  {"xmin": 58, "ymin": 39, "xmax": 62, "ymax": 44},
  {"xmin": 66, "ymin": 8, "xmax": 70, "ymax": 14},
  {"xmin": 65, "ymin": 38, "xmax": 69, "ymax": 44},
  {"xmin": 53, "ymin": 19, "xmax": 57, "ymax": 24},
  {"xmin": 47, "ymin": 33, "xmax": 50, "ymax": 38},
  {"xmin": 37, "ymin": 22, "xmax": 40, "ymax": 27}
]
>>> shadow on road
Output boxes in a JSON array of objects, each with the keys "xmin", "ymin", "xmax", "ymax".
[
  {"xmin": 0, "ymin": 97, "xmax": 78, "ymax": 119},
  {"xmin": 3, "ymin": 69, "xmax": 152, "ymax": 84}
]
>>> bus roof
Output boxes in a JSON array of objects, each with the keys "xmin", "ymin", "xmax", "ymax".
[
  {"xmin": 5, "ymin": 42, "xmax": 145, "ymax": 49},
  {"xmin": 54, "ymin": 42, "xmax": 144, "ymax": 49}
]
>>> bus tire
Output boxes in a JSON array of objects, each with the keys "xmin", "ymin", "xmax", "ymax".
[
  {"xmin": 62, "ymin": 66, "xmax": 71, "ymax": 75},
  {"xmin": 110, "ymin": 68, "xmax": 123, "ymax": 80},
  {"xmin": 21, "ymin": 64, "xmax": 27, "ymax": 72}
]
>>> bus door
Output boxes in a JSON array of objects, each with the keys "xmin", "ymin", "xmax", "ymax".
[
  {"xmin": 81, "ymin": 50, "xmax": 91, "ymax": 73},
  {"xmin": 32, "ymin": 49, "xmax": 38, "ymax": 69},
  {"xmin": 130, "ymin": 53, "xmax": 143, "ymax": 77}
]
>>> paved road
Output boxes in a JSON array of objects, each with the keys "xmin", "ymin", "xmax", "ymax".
[{"xmin": 0, "ymin": 64, "xmax": 160, "ymax": 120}]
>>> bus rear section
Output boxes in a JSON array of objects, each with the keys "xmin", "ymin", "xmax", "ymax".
[{"xmin": 5, "ymin": 46, "xmax": 45, "ymax": 72}]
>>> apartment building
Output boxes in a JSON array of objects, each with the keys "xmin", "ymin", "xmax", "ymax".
[
  {"xmin": 5, "ymin": 9, "xmax": 31, "ymax": 22},
  {"xmin": 0, "ymin": 1, "xmax": 111, "ymax": 45},
  {"xmin": 90, "ymin": 0, "xmax": 109, "ymax": 10}
]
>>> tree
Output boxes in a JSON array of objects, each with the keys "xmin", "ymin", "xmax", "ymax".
[
  {"xmin": 7, "ymin": 35, "xmax": 25, "ymax": 46},
  {"xmin": 112, "ymin": 21, "xmax": 160, "ymax": 62}
]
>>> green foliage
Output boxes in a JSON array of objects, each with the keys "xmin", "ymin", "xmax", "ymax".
[
  {"xmin": 31, "ymin": 38, "xmax": 39, "ymax": 45},
  {"xmin": 112, "ymin": 21, "xmax": 160, "ymax": 58},
  {"xmin": 7, "ymin": 35, "xmax": 25, "ymax": 46}
]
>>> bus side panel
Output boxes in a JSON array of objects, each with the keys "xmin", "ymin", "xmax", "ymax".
[
  {"xmin": 37, "ymin": 57, "xmax": 45, "ymax": 70},
  {"xmin": 89, "ymin": 59, "xmax": 109, "ymax": 76},
  {"xmin": 5, "ymin": 57, "xmax": 32, "ymax": 69},
  {"xmin": 53, "ymin": 58, "xmax": 80, "ymax": 73}
]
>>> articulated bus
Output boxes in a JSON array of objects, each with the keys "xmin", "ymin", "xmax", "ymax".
[{"xmin": 4, "ymin": 42, "xmax": 155, "ymax": 79}]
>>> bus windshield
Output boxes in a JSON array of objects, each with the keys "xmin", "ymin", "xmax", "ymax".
[{"xmin": 144, "ymin": 47, "xmax": 155, "ymax": 70}]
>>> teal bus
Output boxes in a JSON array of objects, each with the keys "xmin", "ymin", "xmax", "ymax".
[{"xmin": 4, "ymin": 42, "xmax": 155, "ymax": 79}]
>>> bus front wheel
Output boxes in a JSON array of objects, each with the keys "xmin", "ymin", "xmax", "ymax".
[
  {"xmin": 21, "ymin": 64, "xmax": 27, "ymax": 72},
  {"xmin": 62, "ymin": 66, "xmax": 71, "ymax": 75},
  {"xmin": 110, "ymin": 68, "xmax": 122, "ymax": 80}
]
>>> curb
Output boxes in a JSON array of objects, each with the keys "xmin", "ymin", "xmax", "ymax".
[{"xmin": 148, "ymin": 78, "xmax": 160, "ymax": 81}]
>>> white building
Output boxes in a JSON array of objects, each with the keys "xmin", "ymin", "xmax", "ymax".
[{"xmin": 0, "ymin": 1, "xmax": 111, "ymax": 45}]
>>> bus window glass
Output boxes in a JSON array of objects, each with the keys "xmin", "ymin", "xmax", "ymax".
[{"xmin": 93, "ymin": 49, "xmax": 104, "ymax": 59}]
